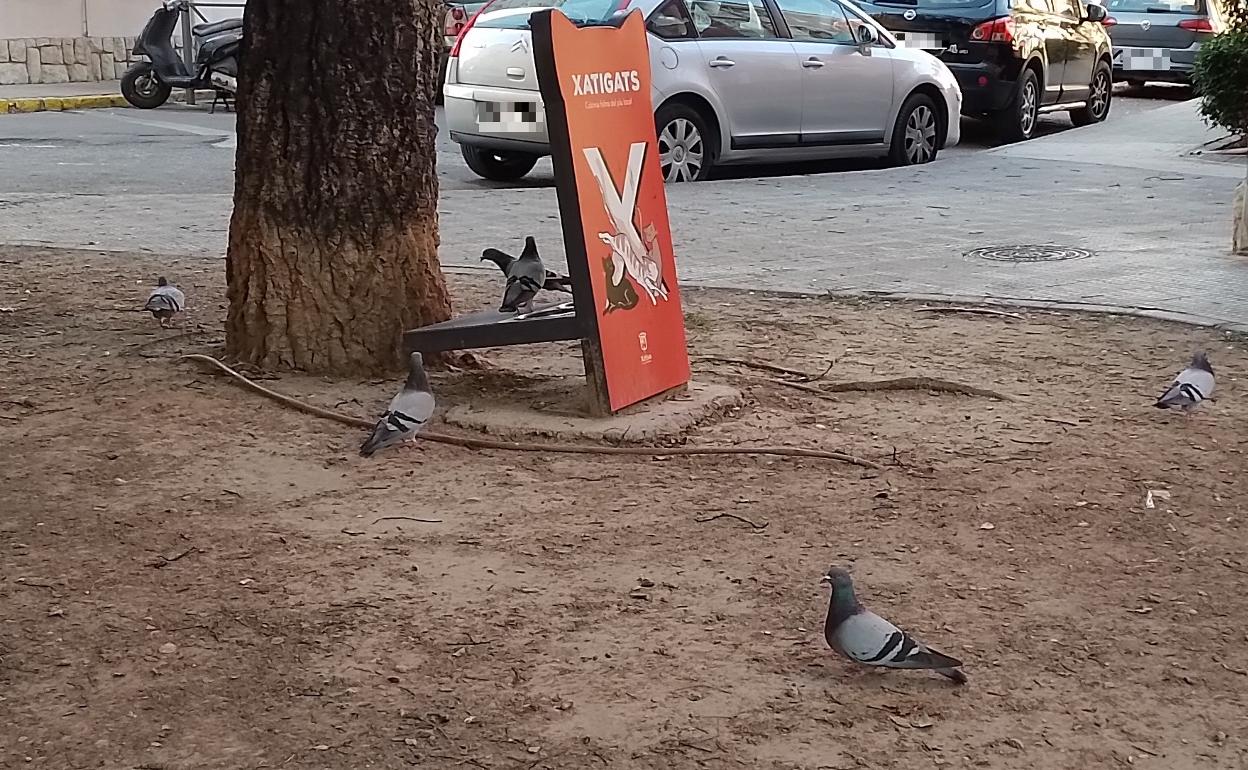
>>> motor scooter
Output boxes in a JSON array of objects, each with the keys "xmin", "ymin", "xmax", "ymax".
[{"xmin": 121, "ymin": 0, "xmax": 242, "ymax": 110}]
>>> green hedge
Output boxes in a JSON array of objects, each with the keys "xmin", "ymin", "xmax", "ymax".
[{"xmin": 1192, "ymin": 29, "xmax": 1248, "ymax": 136}]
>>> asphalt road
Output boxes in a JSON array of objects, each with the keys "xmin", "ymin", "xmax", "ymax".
[{"xmin": 0, "ymin": 84, "xmax": 1190, "ymax": 197}]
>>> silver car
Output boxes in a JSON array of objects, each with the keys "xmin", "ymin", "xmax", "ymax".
[
  {"xmin": 1102, "ymin": 0, "xmax": 1224, "ymax": 85},
  {"xmin": 443, "ymin": 0, "xmax": 962, "ymax": 182}
]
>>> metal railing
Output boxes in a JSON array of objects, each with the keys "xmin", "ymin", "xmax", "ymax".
[{"xmin": 178, "ymin": 0, "xmax": 245, "ymax": 106}]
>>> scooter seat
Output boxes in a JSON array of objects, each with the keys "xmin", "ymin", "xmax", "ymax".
[{"xmin": 192, "ymin": 18, "xmax": 243, "ymax": 37}]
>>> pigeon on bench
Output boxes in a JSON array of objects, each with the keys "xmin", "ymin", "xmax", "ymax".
[
  {"xmin": 1155, "ymin": 351, "xmax": 1215, "ymax": 414},
  {"xmin": 481, "ymin": 238, "xmax": 573, "ymax": 295},
  {"xmin": 143, "ymin": 277, "xmax": 186, "ymax": 328},
  {"xmin": 360, "ymin": 352, "xmax": 436, "ymax": 457},
  {"xmin": 481, "ymin": 236, "xmax": 566, "ymax": 312},
  {"xmin": 821, "ymin": 566, "xmax": 967, "ymax": 684}
]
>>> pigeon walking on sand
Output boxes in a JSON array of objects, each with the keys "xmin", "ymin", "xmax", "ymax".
[
  {"xmin": 821, "ymin": 567, "xmax": 967, "ymax": 684},
  {"xmin": 482, "ymin": 238, "xmax": 573, "ymax": 295},
  {"xmin": 1155, "ymin": 351, "xmax": 1215, "ymax": 414},
  {"xmin": 360, "ymin": 352, "xmax": 436, "ymax": 457},
  {"xmin": 143, "ymin": 277, "xmax": 186, "ymax": 328},
  {"xmin": 481, "ymin": 236, "xmax": 547, "ymax": 313}
]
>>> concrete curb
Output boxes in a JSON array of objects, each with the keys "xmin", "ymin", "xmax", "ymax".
[{"xmin": 1, "ymin": 94, "xmax": 130, "ymax": 114}]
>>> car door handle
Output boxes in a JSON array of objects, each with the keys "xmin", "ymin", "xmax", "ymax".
[
  {"xmin": 709, "ymin": 57, "xmax": 735, "ymax": 68},
  {"xmin": 802, "ymin": 58, "xmax": 825, "ymax": 68}
]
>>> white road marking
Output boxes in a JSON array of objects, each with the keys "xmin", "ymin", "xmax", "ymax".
[
  {"xmin": 0, "ymin": 144, "xmax": 60, "ymax": 149},
  {"xmin": 93, "ymin": 111, "xmax": 237, "ymax": 149}
]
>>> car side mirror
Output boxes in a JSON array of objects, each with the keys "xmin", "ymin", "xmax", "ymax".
[
  {"xmin": 855, "ymin": 24, "xmax": 879, "ymax": 48},
  {"xmin": 1084, "ymin": 3, "xmax": 1107, "ymax": 22}
]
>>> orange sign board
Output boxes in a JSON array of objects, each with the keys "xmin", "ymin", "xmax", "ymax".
[{"xmin": 532, "ymin": 9, "xmax": 691, "ymax": 413}]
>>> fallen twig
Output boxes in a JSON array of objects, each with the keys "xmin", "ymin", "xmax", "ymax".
[
  {"xmin": 176, "ymin": 355, "xmax": 881, "ymax": 469},
  {"xmin": 696, "ymin": 354, "xmax": 833, "ymax": 382},
  {"xmin": 152, "ymin": 547, "xmax": 196, "ymax": 567},
  {"xmin": 372, "ymin": 516, "xmax": 443, "ymax": 525},
  {"xmin": 695, "ymin": 512, "xmax": 768, "ymax": 530},
  {"xmin": 1044, "ymin": 417, "xmax": 1080, "ymax": 427},
  {"xmin": 1009, "ymin": 437, "xmax": 1052, "ymax": 446},
  {"xmin": 915, "ymin": 306, "xmax": 1025, "ymax": 320},
  {"xmin": 768, "ymin": 378, "xmax": 841, "ymax": 402}
]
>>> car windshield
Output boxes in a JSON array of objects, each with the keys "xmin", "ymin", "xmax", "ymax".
[
  {"xmin": 861, "ymin": 0, "xmax": 994, "ymax": 8},
  {"xmin": 474, "ymin": 0, "xmax": 626, "ymax": 28},
  {"xmin": 1105, "ymin": 0, "xmax": 1205, "ymax": 12}
]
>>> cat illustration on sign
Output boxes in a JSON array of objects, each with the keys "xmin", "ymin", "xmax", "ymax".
[{"xmin": 583, "ymin": 142, "xmax": 671, "ymax": 312}]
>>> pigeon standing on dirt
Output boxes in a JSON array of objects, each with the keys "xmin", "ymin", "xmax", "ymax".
[
  {"xmin": 359, "ymin": 352, "xmax": 436, "ymax": 457},
  {"xmin": 143, "ymin": 277, "xmax": 186, "ymax": 328},
  {"xmin": 481, "ymin": 238, "xmax": 573, "ymax": 295},
  {"xmin": 1155, "ymin": 351, "xmax": 1215, "ymax": 414},
  {"xmin": 821, "ymin": 566, "xmax": 967, "ymax": 684},
  {"xmin": 481, "ymin": 236, "xmax": 546, "ymax": 313}
]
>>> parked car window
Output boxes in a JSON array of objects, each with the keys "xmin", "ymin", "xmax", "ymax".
[
  {"xmin": 773, "ymin": 0, "xmax": 856, "ymax": 43},
  {"xmin": 474, "ymin": 0, "xmax": 627, "ymax": 29},
  {"xmin": 1106, "ymin": 0, "xmax": 1204, "ymax": 11},
  {"xmin": 688, "ymin": 0, "xmax": 779, "ymax": 38},
  {"xmin": 648, "ymin": 0, "xmax": 698, "ymax": 39}
]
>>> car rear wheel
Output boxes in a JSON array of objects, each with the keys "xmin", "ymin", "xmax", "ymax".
[
  {"xmin": 460, "ymin": 145, "xmax": 539, "ymax": 182},
  {"xmin": 888, "ymin": 92, "xmax": 940, "ymax": 167},
  {"xmin": 655, "ymin": 103, "xmax": 713, "ymax": 183},
  {"xmin": 1070, "ymin": 61, "xmax": 1112, "ymax": 127},
  {"xmin": 993, "ymin": 68, "xmax": 1040, "ymax": 143}
]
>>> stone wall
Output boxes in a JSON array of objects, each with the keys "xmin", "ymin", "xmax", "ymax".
[{"xmin": 0, "ymin": 37, "xmax": 151, "ymax": 85}]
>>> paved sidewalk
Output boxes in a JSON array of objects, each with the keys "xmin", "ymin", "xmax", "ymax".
[{"xmin": 0, "ymin": 98, "xmax": 1244, "ymax": 329}]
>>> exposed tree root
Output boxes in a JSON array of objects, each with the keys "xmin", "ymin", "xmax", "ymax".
[
  {"xmin": 176, "ymin": 354, "xmax": 880, "ymax": 468},
  {"xmin": 769, "ymin": 375, "xmax": 1013, "ymax": 402}
]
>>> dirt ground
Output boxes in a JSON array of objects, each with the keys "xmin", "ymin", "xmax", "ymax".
[{"xmin": 3, "ymin": 246, "xmax": 1248, "ymax": 770}]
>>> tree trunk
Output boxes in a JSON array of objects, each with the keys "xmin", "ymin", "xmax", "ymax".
[{"xmin": 226, "ymin": 0, "xmax": 451, "ymax": 374}]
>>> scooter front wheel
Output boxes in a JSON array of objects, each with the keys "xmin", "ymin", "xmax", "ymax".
[{"xmin": 121, "ymin": 63, "xmax": 172, "ymax": 109}]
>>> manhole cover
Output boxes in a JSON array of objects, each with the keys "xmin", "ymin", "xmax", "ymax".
[{"xmin": 967, "ymin": 245, "xmax": 1094, "ymax": 263}]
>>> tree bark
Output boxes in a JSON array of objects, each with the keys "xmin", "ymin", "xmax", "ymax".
[{"xmin": 226, "ymin": 0, "xmax": 451, "ymax": 374}]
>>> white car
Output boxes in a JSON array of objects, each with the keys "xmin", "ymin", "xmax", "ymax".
[{"xmin": 444, "ymin": 0, "xmax": 962, "ymax": 182}]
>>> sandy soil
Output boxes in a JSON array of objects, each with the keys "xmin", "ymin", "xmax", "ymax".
[{"xmin": 2, "ymin": 246, "xmax": 1247, "ymax": 770}]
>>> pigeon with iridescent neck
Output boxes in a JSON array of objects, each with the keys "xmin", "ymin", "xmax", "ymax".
[{"xmin": 821, "ymin": 566, "xmax": 967, "ymax": 684}]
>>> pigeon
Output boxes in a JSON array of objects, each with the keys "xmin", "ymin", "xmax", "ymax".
[
  {"xmin": 481, "ymin": 245, "xmax": 573, "ymax": 295},
  {"xmin": 359, "ymin": 352, "xmax": 436, "ymax": 457},
  {"xmin": 143, "ymin": 277, "xmax": 186, "ymax": 328},
  {"xmin": 480, "ymin": 236, "xmax": 546, "ymax": 313},
  {"xmin": 821, "ymin": 566, "xmax": 967, "ymax": 684},
  {"xmin": 1155, "ymin": 351, "xmax": 1215, "ymax": 413}
]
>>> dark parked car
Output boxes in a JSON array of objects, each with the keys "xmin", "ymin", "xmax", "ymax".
[
  {"xmin": 1102, "ymin": 0, "xmax": 1224, "ymax": 86},
  {"xmin": 855, "ymin": 0, "xmax": 1114, "ymax": 141}
]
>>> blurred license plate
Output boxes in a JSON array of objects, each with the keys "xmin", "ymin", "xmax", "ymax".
[
  {"xmin": 476, "ymin": 101, "xmax": 544, "ymax": 132},
  {"xmin": 894, "ymin": 31, "xmax": 944, "ymax": 49}
]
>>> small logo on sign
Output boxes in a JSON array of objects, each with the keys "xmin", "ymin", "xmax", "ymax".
[
  {"xmin": 639, "ymin": 332, "xmax": 652, "ymax": 363},
  {"xmin": 903, "ymin": 9, "xmax": 917, "ymax": 19},
  {"xmin": 1140, "ymin": 19, "xmax": 1151, "ymax": 29}
]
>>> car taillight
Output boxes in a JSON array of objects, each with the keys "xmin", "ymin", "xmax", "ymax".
[
  {"xmin": 970, "ymin": 17, "xmax": 1015, "ymax": 43},
  {"xmin": 449, "ymin": 1, "xmax": 495, "ymax": 58},
  {"xmin": 1101, "ymin": 15, "xmax": 1117, "ymax": 25},
  {"xmin": 444, "ymin": 5, "xmax": 469, "ymax": 37},
  {"xmin": 1178, "ymin": 17, "xmax": 1214, "ymax": 31}
]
